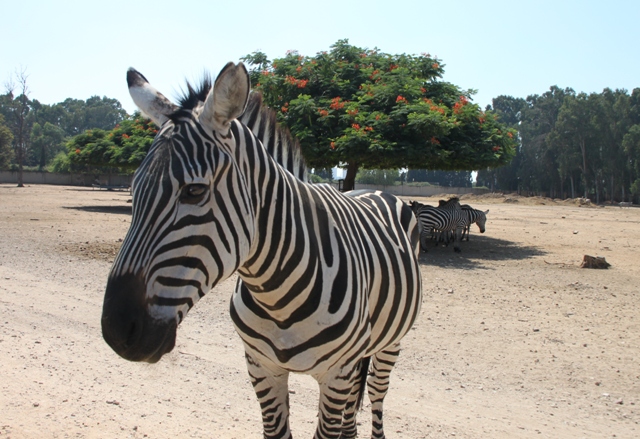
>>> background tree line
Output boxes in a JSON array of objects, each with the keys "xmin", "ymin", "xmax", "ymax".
[
  {"xmin": 477, "ymin": 87, "xmax": 640, "ymax": 203},
  {"xmin": 2, "ymin": 56, "xmax": 639, "ymax": 203},
  {"xmin": 0, "ymin": 69, "xmax": 153, "ymax": 186}
]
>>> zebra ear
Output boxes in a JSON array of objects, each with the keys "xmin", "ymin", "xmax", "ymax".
[
  {"xmin": 127, "ymin": 68, "xmax": 178, "ymax": 126},
  {"xmin": 485, "ymin": 209, "xmax": 490, "ymax": 214},
  {"xmin": 200, "ymin": 62, "xmax": 250, "ymax": 133}
]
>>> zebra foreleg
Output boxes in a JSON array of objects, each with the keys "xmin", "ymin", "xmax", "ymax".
[
  {"xmin": 368, "ymin": 344, "xmax": 400, "ymax": 439},
  {"xmin": 314, "ymin": 361, "xmax": 361, "ymax": 439},
  {"xmin": 244, "ymin": 352, "xmax": 292, "ymax": 439}
]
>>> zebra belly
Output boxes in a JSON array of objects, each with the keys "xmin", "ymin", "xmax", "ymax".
[{"xmin": 230, "ymin": 283, "xmax": 371, "ymax": 374}]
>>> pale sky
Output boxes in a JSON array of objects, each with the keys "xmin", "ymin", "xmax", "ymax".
[{"xmin": 2, "ymin": 0, "xmax": 639, "ymax": 115}]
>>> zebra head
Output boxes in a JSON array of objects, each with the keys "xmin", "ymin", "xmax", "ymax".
[
  {"xmin": 101, "ymin": 63, "xmax": 254, "ymax": 363},
  {"xmin": 476, "ymin": 209, "xmax": 489, "ymax": 233}
]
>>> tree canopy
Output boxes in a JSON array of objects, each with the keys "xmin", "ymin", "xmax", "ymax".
[
  {"xmin": 65, "ymin": 115, "xmax": 157, "ymax": 171},
  {"xmin": 242, "ymin": 39, "xmax": 517, "ymax": 190}
]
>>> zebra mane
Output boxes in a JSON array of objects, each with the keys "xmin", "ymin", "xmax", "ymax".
[
  {"xmin": 166, "ymin": 75, "xmax": 308, "ymax": 182},
  {"xmin": 175, "ymin": 76, "xmax": 213, "ymax": 113},
  {"xmin": 239, "ymin": 92, "xmax": 309, "ymax": 183}
]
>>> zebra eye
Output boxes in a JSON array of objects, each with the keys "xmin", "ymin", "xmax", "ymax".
[{"xmin": 180, "ymin": 184, "xmax": 208, "ymax": 204}]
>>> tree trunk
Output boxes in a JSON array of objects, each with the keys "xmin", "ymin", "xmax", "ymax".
[
  {"xmin": 17, "ymin": 149, "xmax": 24, "ymax": 188},
  {"xmin": 570, "ymin": 175, "xmax": 575, "ymax": 199},
  {"xmin": 579, "ymin": 139, "xmax": 588, "ymax": 199},
  {"xmin": 342, "ymin": 162, "xmax": 359, "ymax": 192}
]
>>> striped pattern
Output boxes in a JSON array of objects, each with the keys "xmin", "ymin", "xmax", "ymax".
[
  {"xmin": 410, "ymin": 200, "xmax": 466, "ymax": 252},
  {"xmin": 461, "ymin": 205, "xmax": 488, "ymax": 241},
  {"xmin": 101, "ymin": 63, "xmax": 422, "ymax": 439}
]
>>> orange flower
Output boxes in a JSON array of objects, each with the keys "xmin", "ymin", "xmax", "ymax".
[
  {"xmin": 297, "ymin": 79, "xmax": 308, "ymax": 88},
  {"xmin": 375, "ymin": 114, "xmax": 381, "ymax": 120},
  {"xmin": 318, "ymin": 109, "xmax": 329, "ymax": 117},
  {"xmin": 296, "ymin": 66, "xmax": 302, "ymax": 72},
  {"xmin": 75, "ymin": 148, "xmax": 81, "ymax": 154},
  {"xmin": 420, "ymin": 87, "xmax": 426, "ymax": 93},
  {"xmin": 329, "ymin": 97, "xmax": 345, "ymax": 110},
  {"xmin": 364, "ymin": 126, "xmax": 373, "ymax": 132},
  {"xmin": 330, "ymin": 141, "xmax": 336, "ymax": 149},
  {"xmin": 281, "ymin": 106, "xmax": 288, "ymax": 113},
  {"xmin": 352, "ymin": 123, "xmax": 361, "ymax": 131},
  {"xmin": 396, "ymin": 95, "xmax": 408, "ymax": 104},
  {"xmin": 430, "ymin": 137, "xmax": 440, "ymax": 145},
  {"xmin": 493, "ymin": 146, "xmax": 501, "ymax": 152},
  {"xmin": 507, "ymin": 132, "xmax": 513, "ymax": 138}
]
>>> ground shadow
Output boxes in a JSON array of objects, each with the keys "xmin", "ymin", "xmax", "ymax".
[
  {"xmin": 418, "ymin": 234, "xmax": 547, "ymax": 270},
  {"xmin": 63, "ymin": 205, "xmax": 132, "ymax": 215}
]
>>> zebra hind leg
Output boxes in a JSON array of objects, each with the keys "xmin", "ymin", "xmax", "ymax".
[
  {"xmin": 340, "ymin": 357, "xmax": 371, "ymax": 438},
  {"xmin": 368, "ymin": 344, "xmax": 401, "ymax": 439},
  {"xmin": 244, "ymin": 352, "xmax": 292, "ymax": 439}
]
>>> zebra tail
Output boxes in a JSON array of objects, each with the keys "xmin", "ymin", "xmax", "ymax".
[{"xmin": 355, "ymin": 356, "xmax": 371, "ymax": 411}]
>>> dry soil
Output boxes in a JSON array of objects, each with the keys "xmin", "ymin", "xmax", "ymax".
[{"xmin": 0, "ymin": 184, "xmax": 639, "ymax": 438}]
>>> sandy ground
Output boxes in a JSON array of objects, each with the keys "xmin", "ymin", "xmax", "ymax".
[{"xmin": 0, "ymin": 184, "xmax": 639, "ymax": 439}]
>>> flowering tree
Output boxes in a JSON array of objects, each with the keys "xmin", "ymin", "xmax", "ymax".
[
  {"xmin": 66, "ymin": 114, "xmax": 157, "ymax": 170},
  {"xmin": 242, "ymin": 39, "xmax": 517, "ymax": 191}
]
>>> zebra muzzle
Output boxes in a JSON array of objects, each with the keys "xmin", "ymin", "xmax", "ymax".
[{"xmin": 102, "ymin": 272, "xmax": 177, "ymax": 363}]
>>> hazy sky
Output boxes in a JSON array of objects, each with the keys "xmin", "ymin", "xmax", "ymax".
[{"xmin": 2, "ymin": 0, "xmax": 638, "ymax": 114}]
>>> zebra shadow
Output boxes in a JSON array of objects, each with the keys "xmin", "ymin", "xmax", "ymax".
[
  {"xmin": 417, "ymin": 234, "xmax": 547, "ymax": 270},
  {"xmin": 63, "ymin": 205, "xmax": 132, "ymax": 215}
]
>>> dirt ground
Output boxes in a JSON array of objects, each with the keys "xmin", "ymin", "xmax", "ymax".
[{"xmin": 1, "ymin": 184, "xmax": 639, "ymax": 439}]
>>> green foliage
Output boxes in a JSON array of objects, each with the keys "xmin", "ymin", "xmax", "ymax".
[
  {"xmin": 242, "ymin": 40, "xmax": 517, "ymax": 189},
  {"xmin": 0, "ymin": 114, "xmax": 14, "ymax": 169},
  {"xmin": 66, "ymin": 114, "xmax": 157, "ymax": 170},
  {"xmin": 30, "ymin": 122, "xmax": 66, "ymax": 169},
  {"xmin": 478, "ymin": 87, "xmax": 640, "ymax": 203},
  {"xmin": 48, "ymin": 151, "xmax": 72, "ymax": 173},
  {"xmin": 356, "ymin": 169, "xmax": 399, "ymax": 186}
]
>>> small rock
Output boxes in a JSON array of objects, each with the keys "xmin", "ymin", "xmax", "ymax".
[{"xmin": 573, "ymin": 230, "xmax": 579, "ymax": 234}]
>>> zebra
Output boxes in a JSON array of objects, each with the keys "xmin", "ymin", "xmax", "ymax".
[
  {"xmin": 409, "ymin": 200, "xmax": 466, "ymax": 252},
  {"xmin": 460, "ymin": 205, "xmax": 489, "ymax": 241},
  {"xmin": 101, "ymin": 62, "xmax": 422, "ymax": 439}
]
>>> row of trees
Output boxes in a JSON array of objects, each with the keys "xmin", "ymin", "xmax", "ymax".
[
  {"xmin": 477, "ymin": 87, "xmax": 640, "ymax": 203},
  {"xmin": 3, "ymin": 41, "xmax": 638, "ymax": 203},
  {"xmin": 0, "ymin": 69, "xmax": 130, "ymax": 185}
]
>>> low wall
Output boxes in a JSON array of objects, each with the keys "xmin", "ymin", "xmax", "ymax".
[
  {"xmin": 0, "ymin": 171, "xmax": 132, "ymax": 187},
  {"xmin": 332, "ymin": 183, "xmax": 489, "ymax": 198},
  {"xmin": 0, "ymin": 171, "xmax": 486, "ymax": 198}
]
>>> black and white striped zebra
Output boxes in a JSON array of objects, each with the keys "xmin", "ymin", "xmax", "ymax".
[
  {"xmin": 410, "ymin": 200, "xmax": 466, "ymax": 252},
  {"xmin": 460, "ymin": 205, "xmax": 489, "ymax": 241},
  {"xmin": 101, "ymin": 62, "xmax": 422, "ymax": 439}
]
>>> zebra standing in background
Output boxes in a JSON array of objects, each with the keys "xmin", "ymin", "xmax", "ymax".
[
  {"xmin": 410, "ymin": 199, "xmax": 466, "ymax": 252},
  {"xmin": 101, "ymin": 62, "xmax": 422, "ymax": 439},
  {"xmin": 460, "ymin": 205, "xmax": 489, "ymax": 241}
]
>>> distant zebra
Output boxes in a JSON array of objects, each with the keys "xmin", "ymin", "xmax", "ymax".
[
  {"xmin": 410, "ymin": 200, "xmax": 466, "ymax": 252},
  {"xmin": 101, "ymin": 62, "xmax": 422, "ymax": 439},
  {"xmin": 460, "ymin": 205, "xmax": 489, "ymax": 241}
]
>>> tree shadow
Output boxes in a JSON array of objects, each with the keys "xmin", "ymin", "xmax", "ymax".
[
  {"xmin": 63, "ymin": 205, "xmax": 132, "ymax": 215},
  {"xmin": 417, "ymin": 234, "xmax": 547, "ymax": 270}
]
